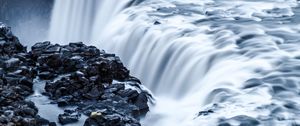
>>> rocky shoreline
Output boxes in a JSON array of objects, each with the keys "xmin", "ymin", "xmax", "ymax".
[{"xmin": 0, "ymin": 23, "xmax": 151, "ymax": 126}]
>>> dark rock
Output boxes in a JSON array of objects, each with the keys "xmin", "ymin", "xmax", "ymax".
[
  {"xmin": 58, "ymin": 109, "xmax": 81, "ymax": 125},
  {"xmin": 62, "ymin": 56, "xmax": 84, "ymax": 72},
  {"xmin": 19, "ymin": 77, "xmax": 33, "ymax": 88},
  {"xmin": 126, "ymin": 76, "xmax": 141, "ymax": 84},
  {"xmin": 31, "ymin": 41, "xmax": 51, "ymax": 51},
  {"xmin": 0, "ymin": 115, "xmax": 8, "ymax": 123},
  {"xmin": 198, "ymin": 109, "xmax": 214, "ymax": 116},
  {"xmin": 0, "ymin": 23, "xmax": 51, "ymax": 126},
  {"xmin": 84, "ymin": 108, "xmax": 141, "ymax": 126},
  {"xmin": 69, "ymin": 42, "xmax": 85, "ymax": 48},
  {"xmin": 49, "ymin": 122, "xmax": 57, "ymax": 126},
  {"xmin": 0, "ymin": 23, "xmax": 13, "ymax": 39},
  {"xmin": 133, "ymin": 92, "xmax": 149, "ymax": 117},
  {"xmin": 54, "ymin": 87, "xmax": 68, "ymax": 98},
  {"xmin": 154, "ymin": 21, "xmax": 161, "ymax": 25},
  {"xmin": 20, "ymin": 107, "xmax": 36, "ymax": 116},
  {"xmin": 45, "ymin": 54, "xmax": 62, "ymax": 68},
  {"xmin": 85, "ymin": 86, "xmax": 102, "ymax": 100},
  {"xmin": 119, "ymin": 89, "xmax": 139, "ymax": 100},
  {"xmin": 4, "ymin": 58, "xmax": 20, "ymax": 70},
  {"xmin": 107, "ymin": 84, "xmax": 125, "ymax": 94},
  {"xmin": 0, "ymin": 23, "xmax": 150, "ymax": 126},
  {"xmin": 57, "ymin": 96, "xmax": 73, "ymax": 107},
  {"xmin": 45, "ymin": 44, "xmax": 61, "ymax": 53},
  {"xmin": 218, "ymin": 122, "xmax": 231, "ymax": 126},
  {"xmin": 0, "ymin": 23, "xmax": 26, "ymax": 56},
  {"xmin": 38, "ymin": 71, "xmax": 55, "ymax": 80},
  {"xmin": 5, "ymin": 75, "xmax": 21, "ymax": 85},
  {"xmin": 35, "ymin": 116, "xmax": 50, "ymax": 125}
]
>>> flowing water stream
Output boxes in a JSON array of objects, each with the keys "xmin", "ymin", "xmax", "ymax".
[{"xmin": 48, "ymin": 0, "xmax": 300, "ymax": 125}]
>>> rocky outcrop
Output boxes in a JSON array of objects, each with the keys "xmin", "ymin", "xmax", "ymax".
[
  {"xmin": 0, "ymin": 23, "xmax": 52, "ymax": 126},
  {"xmin": 0, "ymin": 22, "xmax": 151, "ymax": 126},
  {"xmin": 31, "ymin": 41, "xmax": 150, "ymax": 125}
]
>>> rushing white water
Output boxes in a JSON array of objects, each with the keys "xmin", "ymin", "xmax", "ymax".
[
  {"xmin": 48, "ymin": 0, "xmax": 132, "ymax": 43},
  {"xmin": 49, "ymin": 0, "xmax": 300, "ymax": 125}
]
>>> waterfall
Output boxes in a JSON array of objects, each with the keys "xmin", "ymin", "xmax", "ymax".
[
  {"xmin": 48, "ymin": 0, "xmax": 131, "ymax": 43},
  {"xmin": 49, "ymin": 0, "xmax": 300, "ymax": 125}
]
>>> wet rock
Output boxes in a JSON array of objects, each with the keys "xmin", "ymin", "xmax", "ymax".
[
  {"xmin": 19, "ymin": 77, "xmax": 33, "ymax": 87},
  {"xmin": 84, "ymin": 112, "xmax": 140, "ymax": 126},
  {"xmin": 0, "ymin": 23, "xmax": 150, "ymax": 126},
  {"xmin": 0, "ymin": 23, "xmax": 26, "ymax": 56},
  {"xmin": 0, "ymin": 100, "xmax": 51, "ymax": 126},
  {"xmin": 108, "ymin": 83, "xmax": 125, "ymax": 92},
  {"xmin": 36, "ymin": 41, "xmax": 151, "ymax": 125},
  {"xmin": 38, "ymin": 71, "xmax": 55, "ymax": 80},
  {"xmin": 31, "ymin": 41, "xmax": 51, "ymax": 60},
  {"xmin": 218, "ymin": 122, "xmax": 231, "ymax": 126},
  {"xmin": 0, "ymin": 23, "xmax": 51, "ymax": 126},
  {"xmin": 83, "ymin": 104, "xmax": 141, "ymax": 126},
  {"xmin": 35, "ymin": 116, "xmax": 51, "ymax": 125},
  {"xmin": 58, "ymin": 109, "xmax": 81, "ymax": 125},
  {"xmin": 57, "ymin": 95, "xmax": 73, "ymax": 107},
  {"xmin": 119, "ymin": 89, "xmax": 139, "ymax": 99},
  {"xmin": 134, "ymin": 92, "xmax": 150, "ymax": 117},
  {"xmin": 154, "ymin": 21, "xmax": 161, "ymax": 25},
  {"xmin": 4, "ymin": 58, "xmax": 20, "ymax": 69},
  {"xmin": 49, "ymin": 122, "xmax": 57, "ymax": 126},
  {"xmin": 31, "ymin": 41, "xmax": 51, "ymax": 51},
  {"xmin": 85, "ymin": 86, "xmax": 102, "ymax": 100},
  {"xmin": 0, "ymin": 23, "xmax": 13, "ymax": 39},
  {"xmin": 197, "ymin": 103, "xmax": 219, "ymax": 117},
  {"xmin": 125, "ymin": 76, "xmax": 141, "ymax": 84},
  {"xmin": 198, "ymin": 109, "xmax": 214, "ymax": 116},
  {"xmin": 45, "ymin": 44, "xmax": 61, "ymax": 53},
  {"xmin": 63, "ymin": 57, "xmax": 84, "ymax": 72}
]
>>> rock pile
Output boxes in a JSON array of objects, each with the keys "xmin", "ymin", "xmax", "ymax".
[
  {"xmin": 31, "ymin": 41, "xmax": 150, "ymax": 125},
  {"xmin": 0, "ymin": 22, "xmax": 151, "ymax": 126},
  {"xmin": 0, "ymin": 23, "xmax": 53, "ymax": 126}
]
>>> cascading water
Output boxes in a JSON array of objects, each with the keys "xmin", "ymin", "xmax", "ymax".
[
  {"xmin": 49, "ymin": 0, "xmax": 300, "ymax": 125},
  {"xmin": 48, "ymin": 0, "xmax": 132, "ymax": 43}
]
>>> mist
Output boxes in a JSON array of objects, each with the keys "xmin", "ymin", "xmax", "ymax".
[{"xmin": 0, "ymin": 0, "xmax": 53, "ymax": 46}]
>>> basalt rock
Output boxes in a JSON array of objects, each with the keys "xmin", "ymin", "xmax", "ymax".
[
  {"xmin": 0, "ymin": 22, "xmax": 151, "ymax": 126},
  {"xmin": 0, "ymin": 23, "xmax": 26, "ymax": 56},
  {"xmin": 0, "ymin": 101, "xmax": 51, "ymax": 126},
  {"xmin": 58, "ymin": 109, "xmax": 81, "ymax": 125},
  {"xmin": 81, "ymin": 100, "xmax": 142, "ymax": 126},
  {"xmin": 0, "ymin": 23, "xmax": 51, "ymax": 126},
  {"xmin": 31, "ymin": 41, "xmax": 151, "ymax": 125}
]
